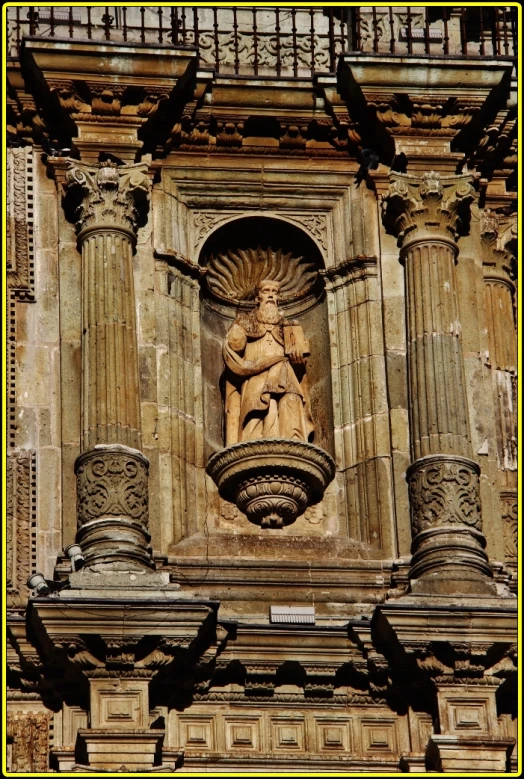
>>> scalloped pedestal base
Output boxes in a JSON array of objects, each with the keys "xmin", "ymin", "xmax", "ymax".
[{"xmin": 207, "ymin": 439, "xmax": 335, "ymax": 528}]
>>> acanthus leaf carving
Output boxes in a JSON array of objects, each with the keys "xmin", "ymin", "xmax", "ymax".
[
  {"xmin": 383, "ymin": 171, "xmax": 475, "ymax": 246},
  {"xmin": 64, "ymin": 160, "xmax": 150, "ymax": 236}
]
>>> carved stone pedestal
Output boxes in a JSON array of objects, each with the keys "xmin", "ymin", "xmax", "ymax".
[
  {"xmin": 75, "ymin": 445, "xmax": 152, "ymax": 572},
  {"xmin": 407, "ymin": 455, "xmax": 496, "ymax": 595},
  {"xmin": 207, "ymin": 439, "xmax": 335, "ymax": 528}
]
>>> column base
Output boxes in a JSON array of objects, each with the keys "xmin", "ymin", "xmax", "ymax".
[
  {"xmin": 75, "ymin": 445, "xmax": 153, "ymax": 572},
  {"xmin": 76, "ymin": 729, "xmax": 164, "ymax": 771},
  {"xmin": 407, "ymin": 455, "xmax": 496, "ymax": 596}
]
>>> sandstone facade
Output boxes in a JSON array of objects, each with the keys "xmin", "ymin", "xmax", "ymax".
[{"xmin": 6, "ymin": 7, "xmax": 518, "ymax": 773}]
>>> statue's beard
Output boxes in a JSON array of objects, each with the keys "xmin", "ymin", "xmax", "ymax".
[{"xmin": 257, "ymin": 300, "xmax": 280, "ymax": 324}]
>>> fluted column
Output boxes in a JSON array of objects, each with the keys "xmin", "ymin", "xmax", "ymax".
[
  {"xmin": 383, "ymin": 172, "xmax": 496, "ymax": 595},
  {"xmin": 64, "ymin": 161, "xmax": 152, "ymax": 571}
]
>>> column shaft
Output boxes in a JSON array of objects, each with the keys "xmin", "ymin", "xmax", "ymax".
[
  {"xmin": 81, "ymin": 229, "xmax": 141, "ymax": 450},
  {"xmin": 64, "ymin": 161, "xmax": 152, "ymax": 571},
  {"xmin": 384, "ymin": 172, "xmax": 496, "ymax": 595}
]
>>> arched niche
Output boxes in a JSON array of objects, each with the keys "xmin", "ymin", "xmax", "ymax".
[{"xmin": 198, "ymin": 216, "xmax": 334, "ymax": 462}]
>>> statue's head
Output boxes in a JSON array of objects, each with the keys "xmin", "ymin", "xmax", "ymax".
[
  {"xmin": 255, "ymin": 280, "xmax": 281, "ymax": 323},
  {"xmin": 255, "ymin": 279, "xmax": 281, "ymax": 306}
]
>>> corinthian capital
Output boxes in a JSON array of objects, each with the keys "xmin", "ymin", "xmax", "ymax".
[
  {"xmin": 382, "ymin": 171, "xmax": 475, "ymax": 248},
  {"xmin": 64, "ymin": 160, "xmax": 150, "ymax": 238}
]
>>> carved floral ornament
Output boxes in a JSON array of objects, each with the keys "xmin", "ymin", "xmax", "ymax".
[
  {"xmin": 382, "ymin": 171, "xmax": 475, "ymax": 247},
  {"xmin": 63, "ymin": 161, "xmax": 150, "ymax": 237},
  {"xmin": 75, "ymin": 446, "xmax": 149, "ymax": 528},
  {"xmin": 407, "ymin": 455, "xmax": 482, "ymax": 536}
]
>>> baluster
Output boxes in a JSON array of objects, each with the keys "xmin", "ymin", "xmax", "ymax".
[
  {"xmin": 233, "ymin": 7, "xmax": 239, "ymax": 75},
  {"xmin": 86, "ymin": 7, "xmax": 92, "ymax": 39},
  {"xmin": 68, "ymin": 7, "xmax": 73, "ymax": 38},
  {"xmin": 479, "ymin": 8, "xmax": 485, "ymax": 56},
  {"xmin": 389, "ymin": 7, "xmax": 395, "ymax": 53},
  {"xmin": 171, "ymin": 8, "xmax": 178, "ymax": 45},
  {"xmin": 328, "ymin": 8, "xmax": 335, "ymax": 69},
  {"xmin": 253, "ymin": 7, "xmax": 258, "ymax": 76},
  {"xmin": 310, "ymin": 8, "xmax": 315, "ymax": 76},
  {"xmin": 122, "ymin": 7, "xmax": 127, "ymax": 41},
  {"xmin": 494, "ymin": 9, "xmax": 501, "ymax": 56},
  {"xmin": 213, "ymin": 8, "xmax": 219, "ymax": 71},
  {"xmin": 502, "ymin": 8, "xmax": 509, "ymax": 56},
  {"xmin": 372, "ymin": 7, "xmax": 378, "ymax": 52},
  {"xmin": 193, "ymin": 8, "xmax": 199, "ymax": 51},
  {"xmin": 104, "ymin": 6, "xmax": 111, "ymax": 40},
  {"xmin": 510, "ymin": 7, "xmax": 518, "ymax": 57},
  {"xmin": 158, "ymin": 8, "xmax": 163, "ymax": 43},
  {"xmin": 275, "ymin": 7, "xmax": 281, "ymax": 77},
  {"xmin": 28, "ymin": 7, "xmax": 37, "ymax": 36},
  {"xmin": 292, "ymin": 8, "xmax": 298, "ymax": 76},
  {"xmin": 424, "ymin": 7, "xmax": 430, "ymax": 54},
  {"xmin": 355, "ymin": 7, "xmax": 361, "ymax": 51},
  {"xmin": 442, "ymin": 7, "xmax": 449, "ymax": 55},
  {"xmin": 406, "ymin": 7, "xmax": 412, "ymax": 54},
  {"xmin": 15, "ymin": 6, "xmax": 20, "ymax": 52},
  {"xmin": 49, "ymin": 6, "xmax": 55, "ymax": 37},
  {"xmin": 140, "ymin": 7, "xmax": 145, "ymax": 43},
  {"xmin": 460, "ymin": 8, "xmax": 467, "ymax": 55},
  {"xmin": 181, "ymin": 8, "xmax": 187, "ymax": 44}
]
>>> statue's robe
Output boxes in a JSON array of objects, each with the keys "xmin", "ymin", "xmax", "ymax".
[{"xmin": 223, "ymin": 311, "xmax": 314, "ymax": 445}]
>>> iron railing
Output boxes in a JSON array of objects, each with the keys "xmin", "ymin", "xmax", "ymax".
[{"xmin": 7, "ymin": 6, "xmax": 518, "ymax": 76}]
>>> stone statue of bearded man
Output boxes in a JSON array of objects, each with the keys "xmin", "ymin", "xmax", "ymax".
[{"xmin": 223, "ymin": 279, "xmax": 315, "ymax": 445}]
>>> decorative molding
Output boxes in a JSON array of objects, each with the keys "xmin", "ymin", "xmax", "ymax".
[
  {"xmin": 193, "ymin": 211, "xmax": 244, "ymax": 248},
  {"xmin": 278, "ymin": 213, "xmax": 328, "ymax": 254},
  {"xmin": 7, "ymin": 711, "xmax": 50, "ymax": 772},
  {"xmin": 7, "ymin": 146, "xmax": 35, "ymax": 299},
  {"xmin": 7, "ymin": 451, "xmax": 37, "ymax": 610}
]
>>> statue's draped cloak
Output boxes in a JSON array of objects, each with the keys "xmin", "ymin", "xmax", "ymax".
[{"xmin": 223, "ymin": 311, "xmax": 314, "ymax": 444}]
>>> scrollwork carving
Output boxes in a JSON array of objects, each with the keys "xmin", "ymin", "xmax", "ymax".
[
  {"xmin": 75, "ymin": 446, "xmax": 149, "ymax": 527},
  {"xmin": 408, "ymin": 456, "xmax": 481, "ymax": 535},
  {"xmin": 7, "ymin": 711, "xmax": 50, "ymax": 772}
]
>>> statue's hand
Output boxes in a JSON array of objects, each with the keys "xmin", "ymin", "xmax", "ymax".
[{"xmin": 288, "ymin": 349, "xmax": 306, "ymax": 366}]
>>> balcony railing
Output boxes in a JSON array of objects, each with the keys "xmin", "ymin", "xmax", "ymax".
[{"xmin": 7, "ymin": 6, "xmax": 518, "ymax": 77}]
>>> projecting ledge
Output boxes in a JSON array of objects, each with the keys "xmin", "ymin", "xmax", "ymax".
[{"xmin": 339, "ymin": 54, "xmax": 513, "ymax": 94}]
